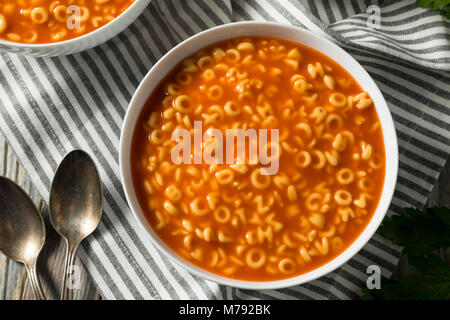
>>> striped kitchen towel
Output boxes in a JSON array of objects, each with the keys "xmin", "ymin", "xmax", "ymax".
[{"xmin": 0, "ymin": 0, "xmax": 448, "ymax": 299}]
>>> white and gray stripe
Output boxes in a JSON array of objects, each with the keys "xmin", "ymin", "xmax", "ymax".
[{"xmin": 0, "ymin": 0, "xmax": 448, "ymax": 299}]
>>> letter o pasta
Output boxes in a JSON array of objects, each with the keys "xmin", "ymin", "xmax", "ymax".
[
  {"xmin": 190, "ymin": 198, "xmax": 210, "ymax": 216},
  {"xmin": 214, "ymin": 206, "xmax": 231, "ymax": 223},
  {"xmin": 31, "ymin": 8, "xmax": 49, "ymax": 24},
  {"xmin": 334, "ymin": 190, "xmax": 352, "ymax": 206},
  {"xmin": 207, "ymin": 85, "xmax": 224, "ymax": 101},
  {"xmin": 279, "ymin": 258, "xmax": 296, "ymax": 275},
  {"xmin": 215, "ymin": 169, "xmax": 234, "ymax": 185},
  {"xmin": 251, "ymin": 168, "xmax": 271, "ymax": 189},
  {"xmin": 329, "ymin": 92, "xmax": 347, "ymax": 107},
  {"xmin": 174, "ymin": 95, "xmax": 193, "ymax": 113},
  {"xmin": 336, "ymin": 168, "xmax": 354, "ymax": 185},
  {"xmin": 224, "ymin": 101, "xmax": 241, "ymax": 116},
  {"xmin": 246, "ymin": 248, "xmax": 266, "ymax": 269},
  {"xmin": 295, "ymin": 151, "xmax": 311, "ymax": 168}
]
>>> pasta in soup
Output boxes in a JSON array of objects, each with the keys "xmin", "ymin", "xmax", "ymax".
[
  {"xmin": 131, "ymin": 37, "xmax": 386, "ymax": 281},
  {"xmin": 0, "ymin": 0, "xmax": 135, "ymax": 44}
]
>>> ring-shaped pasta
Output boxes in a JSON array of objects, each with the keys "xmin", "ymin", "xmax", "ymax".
[
  {"xmin": 336, "ymin": 168, "xmax": 354, "ymax": 185},
  {"xmin": 197, "ymin": 56, "xmax": 213, "ymax": 69},
  {"xmin": 245, "ymin": 248, "xmax": 266, "ymax": 269},
  {"xmin": 214, "ymin": 206, "xmax": 231, "ymax": 223},
  {"xmin": 325, "ymin": 114, "xmax": 343, "ymax": 130},
  {"xmin": 207, "ymin": 85, "xmax": 224, "ymax": 101},
  {"xmin": 215, "ymin": 169, "xmax": 234, "ymax": 185},
  {"xmin": 278, "ymin": 258, "xmax": 296, "ymax": 275},
  {"xmin": 190, "ymin": 198, "xmax": 210, "ymax": 216},
  {"xmin": 165, "ymin": 185, "xmax": 182, "ymax": 202},
  {"xmin": 202, "ymin": 68, "xmax": 215, "ymax": 82},
  {"xmin": 173, "ymin": 95, "xmax": 192, "ymax": 113},
  {"xmin": 150, "ymin": 129, "xmax": 164, "ymax": 144},
  {"xmin": 225, "ymin": 48, "xmax": 241, "ymax": 63},
  {"xmin": 224, "ymin": 101, "xmax": 241, "ymax": 116},
  {"xmin": 53, "ymin": 5, "xmax": 68, "ymax": 22},
  {"xmin": 31, "ymin": 7, "xmax": 49, "ymax": 24},
  {"xmin": 295, "ymin": 151, "xmax": 311, "ymax": 168},
  {"xmin": 167, "ymin": 83, "xmax": 181, "ymax": 96},
  {"xmin": 334, "ymin": 190, "xmax": 352, "ymax": 206},
  {"xmin": 212, "ymin": 48, "xmax": 225, "ymax": 61},
  {"xmin": 329, "ymin": 92, "xmax": 347, "ymax": 107},
  {"xmin": 292, "ymin": 78, "xmax": 309, "ymax": 94},
  {"xmin": 250, "ymin": 168, "xmax": 271, "ymax": 189},
  {"xmin": 176, "ymin": 72, "xmax": 192, "ymax": 85}
]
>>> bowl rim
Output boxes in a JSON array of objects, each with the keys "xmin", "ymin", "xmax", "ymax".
[
  {"xmin": 120, "ymin": 21, "xmax": 399, "ymax": 290},
  {"xmin": 0, "ymin": 0, "xmax": 147, "ymax": 48}
]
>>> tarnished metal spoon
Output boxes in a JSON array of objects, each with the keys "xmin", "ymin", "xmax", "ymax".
[
  {"xmin": 0, "ymin": 177, "xmax": 46, "ymax": 300},
  {"xmin": 49, "ymin": 150, "xmax": 102, "ymax": 300}
]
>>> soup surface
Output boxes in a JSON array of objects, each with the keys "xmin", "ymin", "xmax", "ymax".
[
  {"xmin": 131, "ymin": 37, "xmax": 386, "ymax": 281},
  {"xmin": 0, "ymin": 0, "xmax": 135, "ymax": 44}
]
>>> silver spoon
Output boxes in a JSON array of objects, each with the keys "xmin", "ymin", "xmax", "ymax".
[
  {"xmin": 49, "ymin": 150, "xmax": 102, "ymax": 300},
  {"xmin": 0, "ymin": 177, "xmax": 46, "ymax": 300}
]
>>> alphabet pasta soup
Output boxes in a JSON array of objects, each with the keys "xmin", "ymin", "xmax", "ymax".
[
  {"xmin": 0, "ymin": 0, "xmax": 135, "ymax": 43},
  {"xmin": 131, "ymin": 37, "xmax": 386, "ymax": 281}
]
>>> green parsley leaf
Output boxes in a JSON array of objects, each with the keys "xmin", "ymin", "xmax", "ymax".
[
  {"xmin": 417, "ymin": 0, "xmax": 450, "ymax": 18},
  {"xmin": 361, "ymin": 255, "xmax": 450, "ymax": 300},
  {"xmin": 382, "ymin": 276, "xmax": 449, "ymax": 300},
  {"xmin": 408, "ymin": 254, "xmax": 450, "ymax": 280},
  {"xmin": 362, "ymin": 207, "xmax": 450, "ymax": 300},
  {"xmin": 379, "ymin": 207, "xmax": 450, "ymax": 256}
]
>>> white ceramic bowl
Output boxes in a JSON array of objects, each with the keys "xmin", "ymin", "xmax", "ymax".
[
  {"xmin": 120, "ymin": 21, "xmax": 399, "ymax": 290},
  {"xmin": 0, "ymin": 0, "xmax": 151, "ymax": 57}
]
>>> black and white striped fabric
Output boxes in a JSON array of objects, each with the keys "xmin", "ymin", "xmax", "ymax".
[{"xmin": 0, "ymin": 0, "xmax": 448, "ymax": 299}]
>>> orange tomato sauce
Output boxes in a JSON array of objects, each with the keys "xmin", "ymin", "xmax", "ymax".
[
  {"xmin": 0, "ymin": 0, "xmax": 135, "ymax": 44},
  {"xmin": 131, "ymin": 37, "xmax": 386, "ymax": 281}
]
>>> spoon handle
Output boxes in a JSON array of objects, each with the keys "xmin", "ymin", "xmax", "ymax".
[
  {"xmin": 26, "ymin": 263, "xmax": 46, "ymax": 300},
  {"xmin": 61, "ymin": 242, "xmax": 80, "ymax": 300}
]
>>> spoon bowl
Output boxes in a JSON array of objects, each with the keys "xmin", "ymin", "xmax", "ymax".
[
  {"xmin": 0, "ymin": 176, "xmax": 46, "ymax": 300},
  {"xmin": 49, "ymin": 150, "xmax": 103, "ymax": 300}
]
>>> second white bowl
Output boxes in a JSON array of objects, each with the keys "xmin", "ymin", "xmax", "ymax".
[{"xmin": 0, "ymin": 0, "xmax": 151, "ymax": 57}]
